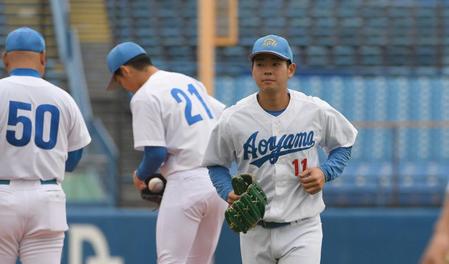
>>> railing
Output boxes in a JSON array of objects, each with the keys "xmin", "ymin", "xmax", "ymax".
[{"xmin": 50, "ymin": 0, "xmax": 118, "ymax": 206}]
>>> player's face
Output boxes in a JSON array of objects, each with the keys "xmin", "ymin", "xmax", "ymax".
[
  {"xmin": 251, "ymin": 54, "xmax": 296, "ymax": 93},
  {"xmin": 114, "ymin": 66, "xmax": 141, "ymax": 93}
]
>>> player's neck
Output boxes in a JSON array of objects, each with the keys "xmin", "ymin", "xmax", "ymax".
[
  {"xmin": 5, "ymin": 60, "xmax": 44, "ymax": 77},
  {"xmin": 145, "ymin": 65, "xmax": 159, "ymax": 76},
  {"xmin": 136, "ymin": 66, "xmax": 159, "ymax": 88},
  {"xmin": 257, "ymin": 90, "xmax": 290, "ymax": 111}
]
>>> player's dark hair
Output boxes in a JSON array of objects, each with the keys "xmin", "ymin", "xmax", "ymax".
[{"xmin": 114, "ymin": 54, "xmax": 152, "ymax": 76}]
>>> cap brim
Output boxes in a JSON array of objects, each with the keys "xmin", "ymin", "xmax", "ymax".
[
  {"xmin": 106, "ymin": 75, "xmax": 120, "ymax": 90},
  {"xmin": 249, "ymin": 51, "xmax": 290, "ymax": 61}
]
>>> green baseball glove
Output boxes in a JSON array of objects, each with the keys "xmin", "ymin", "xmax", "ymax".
[{"xmin": 225, "ymin": 174, "xmax": 267, "ymax": 233}]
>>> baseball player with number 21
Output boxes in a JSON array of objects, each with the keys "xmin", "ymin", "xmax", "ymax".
[
  {"xmin": 105, "ymin": 41, "xmax": 228, "ymax": 263},
  {"xmin": 203, "ymin": 34, "xmax": 358, "ymax": 264}
]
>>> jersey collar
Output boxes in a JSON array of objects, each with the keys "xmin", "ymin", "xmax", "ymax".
[{"xmin": 10, "ymin": 68, "xmax": 41, "ymax": 78}]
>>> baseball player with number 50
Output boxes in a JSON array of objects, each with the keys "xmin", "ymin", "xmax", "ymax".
[
  {"xmin": 203, "ymin": 35, "xmax": 358, "ymax": 263},
  {"xmin": 0, "ymin": 27, "xmax": 91, "ymax": 264}
]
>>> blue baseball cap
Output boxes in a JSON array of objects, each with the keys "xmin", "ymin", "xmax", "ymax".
[
  {"xmin": 249, "ymin": 34, "xmax": 293, "ymax": 62},
  {"xmin": 5, "ymin": 27, "xmax": 45, "ymax": 53},
  {"xmin": 106, "ymin": 41, "xmax": 147, "ymax": 90}
]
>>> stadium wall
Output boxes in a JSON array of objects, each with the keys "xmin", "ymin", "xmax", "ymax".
[{"xmin": 31, "ymin": 208, "xmax": 439, "ymax": 264}]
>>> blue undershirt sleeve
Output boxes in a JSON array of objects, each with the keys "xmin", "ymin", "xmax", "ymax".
[
  {"xmin": 65, "ymin": 148, "xmax": 83, "ymax": 172},
  {"xmin": 136, "ymin": 146, "xmax": 168, "ymax": 181},
  {"xmin": 319, "ymin": 146, "xmax": 352, "ymax": 182},
  {"xmin": 208, "ymin": 165, "xmax": 233, "ymax": 202}
]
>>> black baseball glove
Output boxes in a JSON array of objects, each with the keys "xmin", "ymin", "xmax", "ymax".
[
  {"xmin": 140, "ymin": 173, "xmax": 166, "ymax": 205},
  {"xmin": 225, "ymin": 174, "xmax": 267, "ymax": 233}
]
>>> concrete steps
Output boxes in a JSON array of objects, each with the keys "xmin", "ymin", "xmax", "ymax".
[
  {"xmin": 1, "ymin": 0, "xmax": 67, "ymax": 89},
  {"xmin": 69, "ymin": 0, "xmax": 141, "ymax": 207},
  {"xmin": 69, "ymin": 0, "xmax": 111, "ymax": 43}
]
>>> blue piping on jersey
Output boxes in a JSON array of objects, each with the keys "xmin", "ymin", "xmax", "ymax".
[
  {"xmin": 65, "ymin": 148, "xmax": 83, "ymax": 172},
  {"xmin": 208, "ymin": 165, "xmax": 233, "ymax": 202},
  {"xmin": 265, "ymin": 109, "xmax": 285, "ymax": 117},
  {"xmin": 136, "ymin": 146, "xmax": 168, "ymax": 181},
  {"xmin": 319, "ymin": 146, "xmax": 352, "ymax": 182},
  {"xmin": 10, "ymin": 68, "xmax": 41, "ymax": 78}
]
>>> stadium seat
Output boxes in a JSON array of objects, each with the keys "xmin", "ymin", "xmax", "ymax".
[
  {"xmin": 307, "ymin": 46, "xmax": 329, "ymax": 66},
  {"xmin": 397, "ymin": 161, "xmax": 448, "ymax": 206},
  {"xmin": 324, "ymin": 160, "xmax": 393, "ymax": 206}
]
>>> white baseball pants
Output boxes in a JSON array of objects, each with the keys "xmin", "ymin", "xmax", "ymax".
[
  {"xmin": 240, "ymin": 215, "xmax": 322, "ymax": 264},
  {"xmin": 0, "ymin": 180, "xmax": 67, "ymax": 264},
  {"xmin": 156, "ymin": 168, "xmax": 227, "ymax": 264}
]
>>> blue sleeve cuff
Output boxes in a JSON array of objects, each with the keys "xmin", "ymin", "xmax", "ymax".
[
  {"xmin": 65, "ymin": 148, "xmax": 83, "ymax": 172},
  {"xmin": 319, "ymin": 146, "xmax": 352, "ymax": 182},
  {"xmin": 136, "ymin": 146, "xmax": 168, "ymax": 181},
  {"xmin": 208, "ymin": 165, "xmax": 233, "ymax": 202}
]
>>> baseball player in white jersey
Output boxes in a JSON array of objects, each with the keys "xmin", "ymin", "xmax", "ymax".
[
  {"xmin": 0, "ymin": 27, "xmax": 91, "ymax": 264},
  {"xmin": 203, "ymin": 34, "xmax": 358, "ymax": 264},
  {"xmin": 105, "ymin": 41, "xmax": 228, "ymax": 263}
]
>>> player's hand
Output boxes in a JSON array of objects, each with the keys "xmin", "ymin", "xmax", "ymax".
[
  {"xmin": 299, "ymin": 168, "xmax": 325, "ymax": 195},
  {"xmin": 227, "ymin": 191, "xmax": 241, "ymax": 205},
  {"xmin": 420, "ymin": 232, "xmax": 449, "ymax": 264},
  {"xmin": 132, "ymin": 170, "xmax": 147, "ymax": 191}
]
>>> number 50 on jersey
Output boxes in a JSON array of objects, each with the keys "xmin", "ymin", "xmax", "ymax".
[{"xmin": 6, "ymin": 100, "xmax": 60, "ymax": 150}]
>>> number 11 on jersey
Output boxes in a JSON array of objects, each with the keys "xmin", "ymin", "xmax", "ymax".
[{"xmin": 292, "ymin": 158, "xmax": 307, "ymax": 176}]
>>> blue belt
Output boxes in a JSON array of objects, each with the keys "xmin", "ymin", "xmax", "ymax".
[{"xmin": 0, "ymin": 179, "xmax": 57, "ymax": 185}]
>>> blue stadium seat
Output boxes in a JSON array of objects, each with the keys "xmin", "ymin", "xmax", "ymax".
[
  {"xmin": 310, "ymin": 5, "xmax": 334, "ymax": 17},
  {"xmin": 397, "ymin": 161, "xmax": 448, "ymax": 206},
  {"xmin": 386, "ymin": 77, "xmax": 409, "ymax": 120},
  {"xmin": 387, "ymin": 6, "xmax": 409, "ymax": 17},
  {"xmin": 324, "ymin": 161, "xmax": 393, "ymax": 206},
  {"xmin": 333, "ymin": 46, "xmax": 356, "ymax": 67},
  {"xmin": 307, "ymin": 46, "xmax": 329, "ymax": 66},
  {"xmin": 386, "ymin": 46, "xmax": 412, "ymax": 65},
  {"xmin": 106, "ymin": 0, "xmax": 448, "ymax": 75},
  {"xmin": 335, "ymin": 7, "xmax": 357, "ymax": 18},
  {"xmin": 360, "ymin": 46, "xmax": 383, "ymax": 66},
  {"xmin": 362, "ymin": 77, "xmax": 388, "ymax": 121},
  {"xmin": 288, "ymin": 0, "xmax": 311, "ymax": 8},
  {"xmin": 434, "ymin": 79, "xmax": 449, "ymax": 120},
  {"xmin": 285, "ymin": 7, "xmax": 308, "ymax": 18},
  {"xmin": 416, "ymin": 46, "xmax": 438, "ymax": 65}
]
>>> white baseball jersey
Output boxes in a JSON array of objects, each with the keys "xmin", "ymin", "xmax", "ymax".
[
  {"xmin": 130, "ymin": 70, "xmax": 225, "ymax": 177},
  {"xmin": 130, "ymin": 70, "xmax": 227, "ymax": 263},
  {"xmin": 0, "ymin": 75, "xmax": 91, "ymax": 181},
  {"xmin": 203, "ymin": 89, "xmax": 358, "ymax": 222}
]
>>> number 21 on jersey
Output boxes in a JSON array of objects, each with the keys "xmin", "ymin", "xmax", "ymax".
[{"xmin": 170, "ymin": 83, "xmax": 214, "ymax": 126}]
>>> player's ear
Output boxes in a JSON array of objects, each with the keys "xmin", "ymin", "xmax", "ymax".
[
  {"xmin": 120, "ymin": 65, "xmax": 132, "ymax": 77},
  {"xmin": 2, "ymin": 52, "xmax": 9, "ymax": 70},
  {"xmin": 287, "ymin": 63, "xmax": 296, "ymax": 78},
  {"xmin": 39, "ymin": 52, "xmax": 46, "ymax": 67}
]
